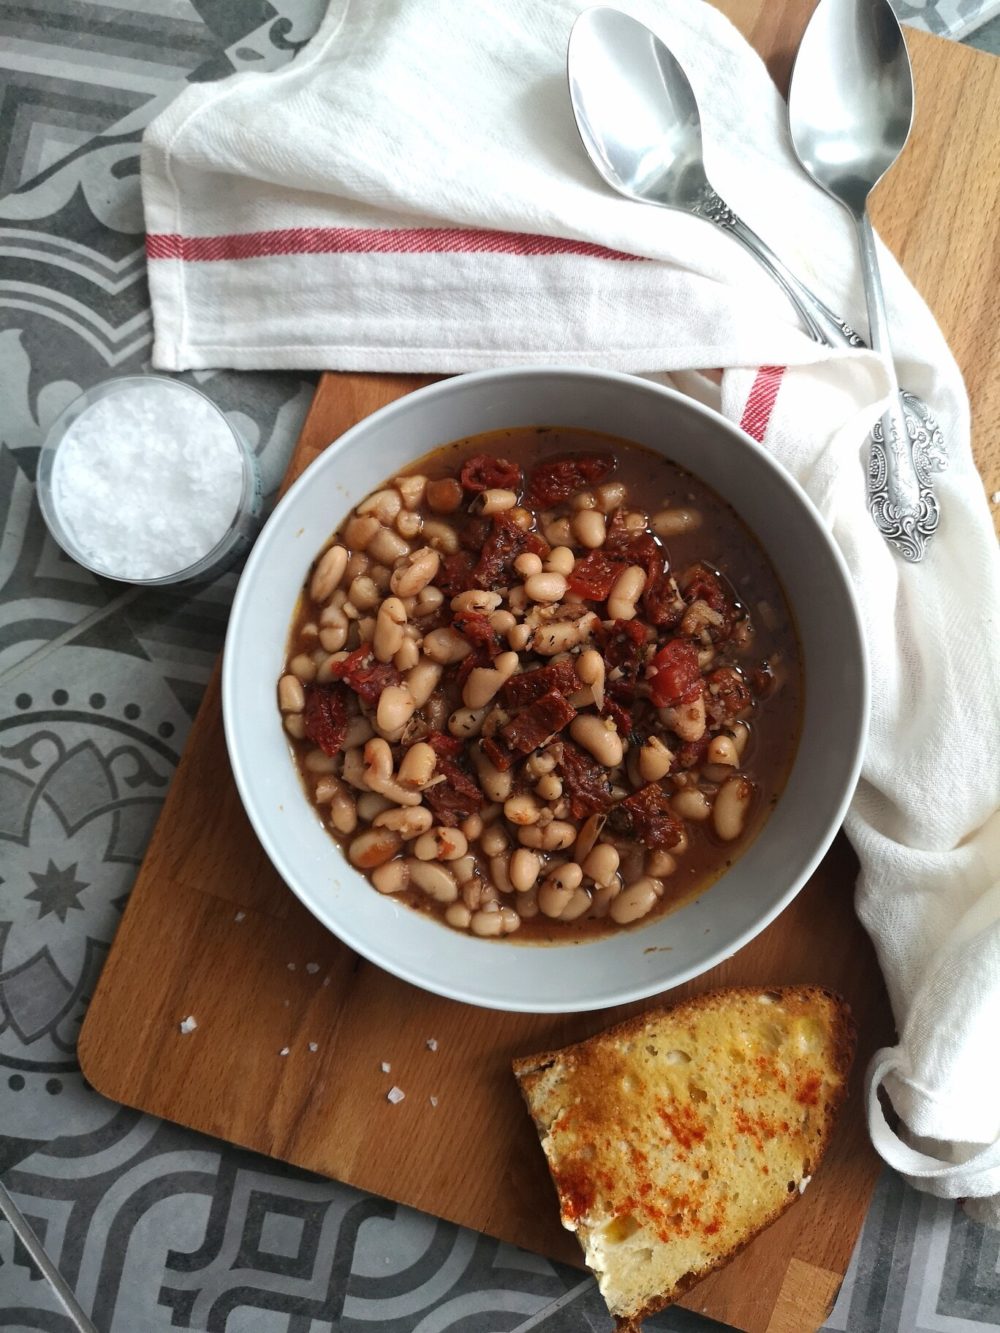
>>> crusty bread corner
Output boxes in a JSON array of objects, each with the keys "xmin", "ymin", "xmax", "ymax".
[{"xmin": 513, "ymin": 986, "xmax": 855, "ymax": 1332}]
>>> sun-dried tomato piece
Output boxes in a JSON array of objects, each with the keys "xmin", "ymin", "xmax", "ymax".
[
  {"xmin": 330, "ymin": 647, "xmax": 401, "ymax": 707},
  {"xmin": 649, "ymin": 639, "xmax": 702, "ymax": 708},
  {"xmin": 706, "ymin": 665, "xmax": 753, "ymax": 721},
  {"xmin": 453, "ymin": 611, "xmax": 502, "ymax": 658},
  {"xmin": 501, "ymin": 659, "xmax": 579, "ymax": 708},
  {"xmin": 526, "ymin": 453, "xmax": 615, "ymax": 507},
  {"xmin": 481, "ymin": 735, "xmax": 515, "ymax": 771},
  {"xmin": 473, "ymin": 513, "xmax": 534, "ymax": 588},
  {"xmin": 558, "ymin": 742, "xmax": 614, "ymax": 818},
  {"xmin": 598, "ymin": 618, "xmax": 649, "ymax": 678},
  {"xmin": 459, "ymin": 454, "xmax": 522, "ymax": 493},
  {"xmin": 613, "ymin": 783, "xmax": 684, "ymax": 850},
  {"xmin": 498, "ymin": 689, "xmax": 577, "ymax": 757},
  {"xmin": 460, "ymin": 514, "xmax": 491, "ymax": 552},
  {"xmin": 601, "ymin": 694, "xmax": 634, "ymax": 741},
  {"xmin": 643, "ymin": 570, "xmax": 686, "ymax": 629},
  {"xmin": 423, "ymin": 756, "xmax": 484, "ymax": 826},
  {"xmin": 436, "ymin": 551, "xmax": 477, "ymax": 598},
  {"xmin": 672, "ymin": 734, "xmax": 711, "ymax": 773},
  {"xmin": 425, "ymin": 730, "xmax": 463, "ymax": 759},
  {"xmin": 681, "ymin": 562, "xmax": 737, "ymax": 639},
  {"xmin": 302, "ymin": 684, "xmax": 349, "ymax": 757},
  {"xmin": 566, "ymin": 551, "xmax": 628, "ymax": 600},
  {"xmin": 455, "ymin": 644, "xmax": 491, "ymax": 688}
]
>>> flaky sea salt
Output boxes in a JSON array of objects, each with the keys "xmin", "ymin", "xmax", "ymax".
[
  {"xmin": 387, "ymin": 1086, "xmax": 405, "ymax": 1104},
  {"xmin": 380, "ymin": 1061, "xmax": 391, "ymax": 1073},
  {"xmin": 308, "ymin": 1042, "xmax": 318, "ymax": 1053},
  {"xmin": 426, "ymin": 1038, "xmax": 438, "ymax": 1052},
  {"xmin": 52, "ymin": 380, "xmax": 243, "ymax": 580},
  {"xmin": 305, "ymin": 963, "xmax": 319, "ymax": 974},
  {"xmin": 179, "ymin": 1016, "xmax": 197, "ymax": 1034}
]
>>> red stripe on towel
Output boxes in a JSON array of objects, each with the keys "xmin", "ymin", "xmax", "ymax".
[
  {"xmin": 739, "ymin": 365, "xmax": 785, "ymax": 442},
  {"xmin": 145, "ymin": 226, "xmax": 644, "ymax": 262}
]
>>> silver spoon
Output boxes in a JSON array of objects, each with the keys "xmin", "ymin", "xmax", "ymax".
[
  {"xmin": 789, "ymin": 0, "xmax": 940, "ymax": 561},
  {"xmin": 568, "ymin": 6, "xmax": 861, "ymax": 347},
  {"xmin": 567, "ymin": 6, "xmax": 944, "ymax": 559}
]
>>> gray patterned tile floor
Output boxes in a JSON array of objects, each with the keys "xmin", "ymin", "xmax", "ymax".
[{"xmin": 1, "ymin": 3, "xmax": 998, "ymax": 1330}]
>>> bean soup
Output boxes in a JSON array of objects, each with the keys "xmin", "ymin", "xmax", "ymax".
[{"xmin": 277, "ymin": 428, "xmax": 803, "ymax": 942}]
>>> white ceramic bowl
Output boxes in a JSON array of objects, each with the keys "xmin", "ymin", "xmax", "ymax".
[{"xmin": 223, "ymin": 368, "xmax": 867, "ymax": 1013}]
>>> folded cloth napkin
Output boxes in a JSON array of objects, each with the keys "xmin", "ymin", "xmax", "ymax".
[{"xmin": 141, "ymin": 0, "xmax": 1000, "ymax": 1214}]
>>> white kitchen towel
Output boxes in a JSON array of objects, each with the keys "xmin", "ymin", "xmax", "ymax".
[{"xmin": 141, "ymin": 0, "xmax": 1000, "ymax": 1212}]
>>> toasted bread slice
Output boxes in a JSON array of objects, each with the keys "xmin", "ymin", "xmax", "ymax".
[{"xmin": 513, "ymin": 986, "xmax": 854, "ymax": 1332}]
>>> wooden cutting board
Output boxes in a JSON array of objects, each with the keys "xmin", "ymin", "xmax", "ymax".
[{"xmin": 79, "ymin": 7, "xmax": 1000, "ymax": 1332}]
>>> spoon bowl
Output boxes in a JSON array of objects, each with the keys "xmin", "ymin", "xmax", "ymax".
[
  {"xmin": 568, "ymin": 7, "xmax": 709, "ymax": 210},
  {"xmin": 789, "ymin": 0, "xmax": 914, "ymax": 218}
]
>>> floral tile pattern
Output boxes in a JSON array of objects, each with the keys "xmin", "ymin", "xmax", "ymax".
[{"xmin": 1, "ymin": 3, "xmax": 998, "ymax": 1331}]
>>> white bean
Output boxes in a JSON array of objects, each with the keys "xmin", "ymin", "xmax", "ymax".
[
  {"xmin": 377, "ymin": 684, "xmax": 417, "ymax": 734},
  {"xmin": 582, "ymin": 843, "xmax": 620, "ymax": 888},
  {"xmin": 329, "ymin": 792, "xmax": 358, "ymax": 834},
  {"xmin": 421, "ymin": 519, "xmax": 460, "ymax": 555},
  {"xmin": 645, "ymin": 849, "xmax": 677, "ymax": 877},
  {"xmin": 545, "ymin": 546, "xmax": 576, "ymax": 576},
  {"xmin": 533, "ymin": 617, "xmax": 595, "ymax": 656},
  {"xmin": 572, "ymin": 509, "xmax": 606, "ymax": 549},
  {"xmin": 407, "ymin": 859, "xmax": 459, "ymax": 902},
  {"xmin": 607, "ymin": 565, "xmax": 646, "ymax": 620},
  {"xmin": 374, "ymin": 596, "xmax": 407, "ymax": 663},
  {"xmin": 310, "ymin": 545, "xmax": 349, "ymax": 602},
  {"xmin": 445, "ymin": 902, "xmax": 472, "ymax": 929},
  {"xmin": 278, "ymin": 674, "xmax": 305, "ymax": 713},
  {"xmin": 349, "ymin": 575, "xmax": 380, "ymax": 611},
  {"xmin": 397, "ymin": 742, "xmax": 437, "ymax": 788},
  {"xmin": 545, "ymin": 862, "xmax": 583, "ymax": 892},
  {"xmin": 393, "ymin": 637, "xmax": 420, "ymax": 671},
  {"xmin": 357, "ymin": 487, "xmax": 402, "ymax": 523},
  {"xmin": 357, "ymin": 791, "xmax": 394, "ymax": 822},
  {"xmin": 473, "ymin": 749, "xmax": 512, "ymax": 803},
  {"xmin": 394, "ymin": 474, "xmax": 427, "ymax": 510},
  {"xmin": 373, "ymin": 806, "xmax": 434, "ymax": 838},
  {"xmin": 470, "ymin": 909, "xmax": 504, "ymax": 937},
  {"xmin": 289, "ymin": 653, "xmax": 317, "ymax": 683},
  {"xmin": 406, "ymin": 657, "xmax": 443, "ymax": 708},
  {"xmin": 514, "ymin": 552, "xmax": 543, "ymax": 578},
  {"xmin": 509, "ymin": 849, "xmax": 541, "ymax": 892},
  {"xmin": 517, "ymin": 820, "xmax": 576, "ymax": 851},
  {"xmin": 371, "ymin": 859, "xmax": 409, "ymax": 894},
  {"xmin": 476, "ymin": 488, "xmax": 517, "ymax": 513},
  {"xmin": 570, "ymin": 714, "xmax": 624, "ymax": 767},
  {"xmin": 348, "ymin": 828, "xmax": 401, "ymax": 869},
  {"xmin": 671, "ymin": 788, "xmax": 712, "ymax": 821},
  {"xmin": 368, "ymin": 526, "xmax": 410, "ymax": 566},
  {"xmin": 609, "ymin": 877, "xmax": 662, "ymax": 924},
  {"xmin": 707, "ymin": 734, "xmax": 739, "ymax": 766},
  {"xmin": 713, "ymin": 776, "xmax": 753, "ymax": 841},
  {"xmin": 639, "ymin": 736, "xmax": 674, "ymax": 782},
  {"xmin": 560, "ymin": 886, "xmax": 593, "ymax": 921},
  {"xmin": 524, "ymin": 572, "xmax": 568, "ymax": 604},
  {"xmin": 451, "ymin": 589, "xmax": 502, "ymax": 614},
  {"xmin": 396, "ymin": 510, "xmax": 423, "ymax": 540},
  {"xmin": 284, "ymin": 714, "xmax": 305, "ymax": 739},
  {"xmin": 448, "ymin": 706, "xmax": 487, "ymax": 738},
  {"xmin": 664, "ymin": 692, "xmax": 707, "ymax": 743},
  {"xmin": 423, "ymin": 627, "xmax": 472, "ymax": 665},
  {"xmin": 462, "ymin": 651, "xmax": 519, "ymax": 709},
  {"xmin": 413, "ymin": 827, "xmax": 468, "ymax": 861},
  {"xmin": 504, "ymin": 793, "xmax": 542, "ymax": 826},
  {"xmin": 344, "ymin": 515, "xmax": 381, "ymax": 552},
  {"xmin": 652, "ymin": 507, "xmax": 702, "ymax": 538},
  {"xmin": 595, "ymin": 481, "xmax": 627, "ymax": 513},
  {"xmin": 390, "ymin": 547, "xmax": 440, "ymax": 598}
]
